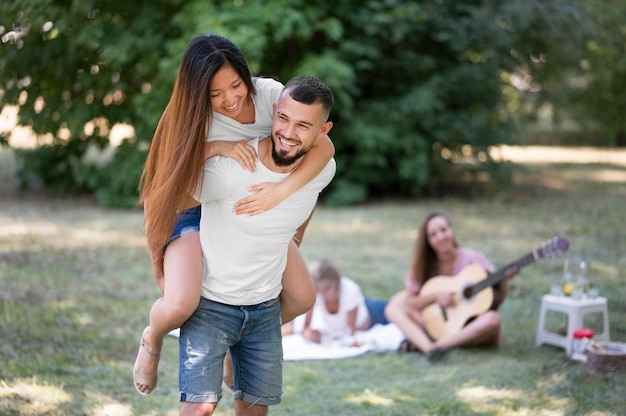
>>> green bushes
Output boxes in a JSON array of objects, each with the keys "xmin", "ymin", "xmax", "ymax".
[
  {"xmin": 14, "ymin": 139, "xmax": 146, "ymax": 208},
  {"xmin": 2, "ymin": 0, "xmax": 619, "ymax": 207}
]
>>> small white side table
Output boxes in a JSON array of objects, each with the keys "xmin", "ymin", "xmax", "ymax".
[{"xmin": 535, "ymin": 294, "xmax": 610, "ymax": 356}]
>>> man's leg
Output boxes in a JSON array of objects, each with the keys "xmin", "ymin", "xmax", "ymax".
[
  {"xmin": 179, "ymin": 297, "xmax": 242, "ymax": 414},
  {"xmin": 232, "ymin": 297, "xmax": 283, "ymax": 415},
  {"xmin": 180, "ymin": 402, "xmax": 218, "ymax": 416},
  {"xmin": 233, "ymin": 399, "xmax": 267, "ymax": 416}
]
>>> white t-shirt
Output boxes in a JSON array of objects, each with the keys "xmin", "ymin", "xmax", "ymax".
[
  {"xmin": 209, "ymin": 77, "xmax": 283, "ymax": 142},
  {"xmin": 194, "ymin": 138, "xmax": 336, "ymax": 305},
  {"xmin": 307, "ymin": 276, "xmax": 369, "ymax": 336}
]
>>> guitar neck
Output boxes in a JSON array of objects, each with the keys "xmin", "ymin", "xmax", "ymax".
[{"xmin": 472, "ymin": 251, "xmax": 537, "ymax": 293}]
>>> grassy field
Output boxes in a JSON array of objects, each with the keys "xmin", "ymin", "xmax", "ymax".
[{"xmin": 1, "ymin": 147, "xmax": 625, "ymax": 416}]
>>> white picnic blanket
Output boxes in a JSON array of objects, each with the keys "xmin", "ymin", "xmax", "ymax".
[
  {"xmin": 169, "ymin": 323, "xmax": 405, "ymax": 361},
  {"xmin": 282, "ymin": 323, "xmax": 404, "ymax": 361}
]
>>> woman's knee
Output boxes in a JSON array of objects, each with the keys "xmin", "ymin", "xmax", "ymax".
[
  {"xmin": 477, "ymin": 311, "xmax": 501, "ymax": 332},
  {"xmin": 280, "ymin": 288, "xmax": 315, "ymax": 319},
  {"xmin": 384, "ymin": 299, "xmax": 402, "ymax": 322},
  {"xmin": 162, "ymin": 296, "xmax": 200, "ymax": 326}
]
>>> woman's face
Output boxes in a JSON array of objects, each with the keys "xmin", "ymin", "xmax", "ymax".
[
  {"xmin": 210, "ymin": 64, "xmax": 249, "ymax": 120},
  {"xmin": 426, "ymin": 215, "xmax": 455, "ymax": 255},
  {"xmin": 316, "ymin": 278, "xmax": 340, "ymax": 303}
]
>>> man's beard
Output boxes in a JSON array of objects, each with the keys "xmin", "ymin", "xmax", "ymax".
[{"xmin": 270, "ymin": 135, "xmax": 311, "ymax": 167}]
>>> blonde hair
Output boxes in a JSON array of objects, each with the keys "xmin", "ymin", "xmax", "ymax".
[{"xmin": 309, "ymin": 258, "xmax": 341, "ymax": 288}]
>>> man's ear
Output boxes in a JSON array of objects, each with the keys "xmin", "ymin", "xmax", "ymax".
[
  {"xmin": 318, "ymin": 121, "xmax": 333, "ymax": 137},
  {"xmin": 272, "ymin": 103, "xmax": 277, "ymax": 114}
]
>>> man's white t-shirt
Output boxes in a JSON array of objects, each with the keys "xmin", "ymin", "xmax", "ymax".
[{"xmin": 194, "ymin": 137, "xmax": 336, "ymax": 305}]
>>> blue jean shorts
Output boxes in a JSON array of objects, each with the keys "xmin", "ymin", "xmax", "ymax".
[
  {"xmin": 365, "ymin": 298, "xmax": 390, "ymax": 328},
  {"xmin": 179, "ymin": 296, "xmax": 283, "ymax": 405},
  {"xmin": 164, "ymin": 206, "xmax": 201, "ymax": 250}
]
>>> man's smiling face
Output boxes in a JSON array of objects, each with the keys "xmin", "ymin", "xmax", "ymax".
[{"xmin": 269, "ymin": 91, "xmax": 331, "ymax": 168}]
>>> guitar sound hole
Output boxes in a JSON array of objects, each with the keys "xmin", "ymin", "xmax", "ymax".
[{"xmin": 462, "ymin": 287, "xmax": 474, "ymax": 300}]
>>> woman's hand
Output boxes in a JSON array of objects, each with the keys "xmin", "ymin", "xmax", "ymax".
[
  {"xmin": 205, "ymin": 140, "xmax": 257, "ymax": 172},
  {"xmin": 436, "ymin": 291, "xmax": 457, "ymax": 308},
  {"xmin": 302, "ymin": 327, "xmax": 323, "ymax": 344},
  {"xmin": 234, "ymin": 182, "xmax": 288, "ymax": 216},
  {"xmin": 504, "ymin": 265, "xmax": 521, "ymax": 280}
]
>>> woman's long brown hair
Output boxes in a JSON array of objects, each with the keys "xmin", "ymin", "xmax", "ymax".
[
  {"xmin": 138, "ymin": 34, "xmax": 256, "ymax": 271},
  {"xmin": 408, "ymin": 212, "xmax": 458, "ymax": 287}
]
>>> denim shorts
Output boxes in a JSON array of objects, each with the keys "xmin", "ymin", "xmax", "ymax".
[
  {"xmin": 365, "ymin": 298, "xmax": 390, "ymax": 328},
  {"xmin": 164, "ymin": 206, "xmax": 201, "ymax": 250},
  {"xmin": 179, "ymin": 296, "xmax": 283, "ymax": 405}
]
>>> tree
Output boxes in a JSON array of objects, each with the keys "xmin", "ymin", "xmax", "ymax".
[
  {"xmin": 2, "ymin": 0, "xmax": 620, "ymax": 207},
  {"xmin": 565, "ymin": 0, "xmax": 626, "ymax": 146},
  {"xmin": 501, "ymin": 0, "xmax": 626, "ymax": 147},
  {"xmin": 1, "ymin": 0, "xmax": 184, "ymax": 205}
]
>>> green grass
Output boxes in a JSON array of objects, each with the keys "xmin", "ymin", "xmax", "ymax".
[{"xmin": 1, "ymin": 148, "xmax": 625, "ymax": 415}]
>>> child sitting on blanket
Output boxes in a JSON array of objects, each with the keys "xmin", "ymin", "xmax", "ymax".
[{"xmin": 283, "ymin": 258, "xmax": 389, "ymax": 344}]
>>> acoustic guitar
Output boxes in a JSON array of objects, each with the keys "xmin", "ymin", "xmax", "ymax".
[{"xmin": 421, "ymin": 236, "xmax": 570, "ymax": 340}]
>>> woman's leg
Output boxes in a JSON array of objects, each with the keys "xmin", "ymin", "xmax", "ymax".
[
  {"xmin": 433, "ymin": 310, "xmax": 501, "ymax": 350},
  {"xmin": 384, "ymin": 290, "xmax": 435, "ymax": 354},
  {"xmin": 134, "ymin": 231, "xmax": 204, "ymax": 395},
  {"xmin": 279, "ymin": 240, "xmax": 316, "ymax": 323}
]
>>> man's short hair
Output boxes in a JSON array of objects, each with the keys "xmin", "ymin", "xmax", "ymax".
[{"xmin": 282, "ymin": 75, "xmax": 334, "ymax": 120}]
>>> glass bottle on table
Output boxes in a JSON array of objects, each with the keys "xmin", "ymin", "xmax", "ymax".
[
  {"xmin": 561, "ymin": 267, "xmax": 575, "ymax": 297},
  {"xmin": 572, "ymin": 258, "xmax": 588, "ymax": 300}
]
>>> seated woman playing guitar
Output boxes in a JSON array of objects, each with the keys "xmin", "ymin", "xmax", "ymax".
[{"xmin": 384, "ymin": 212, "xmax": 519, "ymax": 362}]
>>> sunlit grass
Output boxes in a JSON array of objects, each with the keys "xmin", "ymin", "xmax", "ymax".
[
  {"xmin": 0, "ymin": 378, "xmax": 72, "ymax": 415},
  {"xmin": 1, "ymin": 147, "xmax": 625, "ymax": 415}
]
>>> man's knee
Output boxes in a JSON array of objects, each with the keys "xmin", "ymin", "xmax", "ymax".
[
  {"xmin": 179, "ymin": 401, "xmax": 217, "ymax": 416},
  {"xmin": 233, "ymin": 399, "xmax": 268, "ymax": 416}
]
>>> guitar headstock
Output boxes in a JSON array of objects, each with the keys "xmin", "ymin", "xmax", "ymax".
[{"xmin": 536, "ymin": 236, "xmax": 570, "ymax": 260}]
